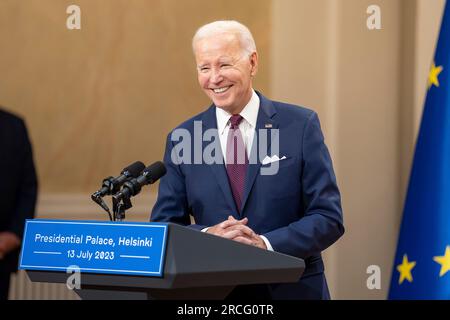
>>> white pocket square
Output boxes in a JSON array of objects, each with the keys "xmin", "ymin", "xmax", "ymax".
[{"xmin": 261, "ymin": 155, "xmax": 287, "ymax": 165}]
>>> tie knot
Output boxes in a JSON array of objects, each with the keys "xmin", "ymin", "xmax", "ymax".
[{"xmin": 229, "ymin": 114, "xmax": 244, "ymax": 129}]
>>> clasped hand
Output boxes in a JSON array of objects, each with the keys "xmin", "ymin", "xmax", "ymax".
[{"xmin": 206, "ymin": 216, "xmax": 267, "ymax": 249}]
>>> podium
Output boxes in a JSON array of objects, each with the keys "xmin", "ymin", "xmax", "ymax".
[{"xmin": 25, "ymin": 223, "xmax": 305, "ymax": 300}]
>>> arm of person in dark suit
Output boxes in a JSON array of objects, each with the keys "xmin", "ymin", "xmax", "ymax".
[
  {"xmin": 150, "ymin": 132, "xmax": 206, "ymax": 230},
  {"xmin": 0, "ymin": 119, "xmax": 38, "ymax": 257},
  {"xmin": 9, "ymin": 119, "xmax": 38, "ymax": 237},
  {"xmin": 263, "ymin": 112, "xmax": 345, "ymax": 259}
]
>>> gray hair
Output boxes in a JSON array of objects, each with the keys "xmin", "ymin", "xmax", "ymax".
[{"xmin": 192, "ymin": 20, "xmax": 257, "ymax": 56}]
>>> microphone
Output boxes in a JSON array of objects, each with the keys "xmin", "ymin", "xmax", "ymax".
[
  {"xmin": 92, "ymin": 161, "xmax": 145, "ymax": 197},
  {"xmin": 113, "ymin": 161, "xmax": 166, "ymax": 202},
  {"xmin": 91, "ymin": 161, "xmax": 145, "ymax": 213}
]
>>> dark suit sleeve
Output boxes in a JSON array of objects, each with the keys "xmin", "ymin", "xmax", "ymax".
[
  {"xmin": 150, "ymin": 133, "xmax": 206, "ymax": 230},
  {"xmin": 263, "ymin": 112, "xmax": 344, "ymax": 258},
  {"xmin": 9, "ymin": 119, "xmax": 38, "ymax": 238}
]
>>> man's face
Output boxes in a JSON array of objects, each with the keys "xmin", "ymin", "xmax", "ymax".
[{"xmin": 194, "ymin": 33, "xmax": 258, "ymax": 114}]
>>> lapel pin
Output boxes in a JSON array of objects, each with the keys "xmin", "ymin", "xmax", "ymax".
[{"xmin": 265, "ymin": 123, "xmax": 273, "ymax": 129}]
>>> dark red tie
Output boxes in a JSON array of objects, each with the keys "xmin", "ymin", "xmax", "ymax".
[{"xmin": 225, "ymin": 115, "xmax": 248, "ymax": 212}]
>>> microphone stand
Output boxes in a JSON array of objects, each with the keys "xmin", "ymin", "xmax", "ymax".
[{"xmin": 112, "ymin": 194, "xmax": 133, "ymax": 222}]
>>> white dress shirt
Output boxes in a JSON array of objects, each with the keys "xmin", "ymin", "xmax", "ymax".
[
  {"xmin": 202, "ymin": 90, "xmax": 274, "ymax": 251},
  {"xmin": 215, "ymin": 90, "xmax": 259, "ymax": 162}
]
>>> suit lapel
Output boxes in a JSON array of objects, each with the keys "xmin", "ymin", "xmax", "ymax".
[
  {"xmin": 240, "ymin": 93, "xmax": 278, "ymax": 216},
  {"xmin": 201, "ymin": 106, "xmax": 239, "ymax": 214}
]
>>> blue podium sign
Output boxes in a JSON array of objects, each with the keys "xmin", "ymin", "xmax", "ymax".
[{"xmin": 19, "ymin": 219, "xmax": 168, "ymax": 277}]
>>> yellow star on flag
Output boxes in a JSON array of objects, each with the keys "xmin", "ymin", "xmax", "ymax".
[
  {"xmin": 433, "ymin": 246, "xmax": 450, "ymax": 277},
  {"xmin": 428, "ymin": 62, "xmax": 443, "ymax": 89},
  {"xmin": 397, "ymin": 254, "xmax": 416, "ymax": 285}
]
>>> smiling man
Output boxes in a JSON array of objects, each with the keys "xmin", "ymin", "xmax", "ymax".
[
  {"xmin": 194, "ymin": 30, "xmax": 257, "ymax": 115},
  {"xmin": 151, "ymin": 20, "xmax": 344, "ymax": 300}
]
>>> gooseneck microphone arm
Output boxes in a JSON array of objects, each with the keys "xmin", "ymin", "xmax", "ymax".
[{"xmin": 91, "ymin": 190, "xmax": 113, "ymax": 221}]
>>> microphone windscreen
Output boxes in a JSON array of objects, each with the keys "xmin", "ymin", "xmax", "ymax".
[
  {"xmin": 122, "ymin": 161, "xmax": 145, "ymax": 178},
  {"xmin": 143, "ymin": 161, "xmax": 167, "ymax": 184}
]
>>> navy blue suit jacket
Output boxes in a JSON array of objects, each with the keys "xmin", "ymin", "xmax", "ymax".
[{"xmin": 151, "ymin": 92, "xmax": 344, "ymax": 299}]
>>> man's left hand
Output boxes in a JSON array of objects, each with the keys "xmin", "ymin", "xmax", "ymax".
[
  {"xmin": 225, "ymin": 216, "xmax": 267, "ymax": 250},
  {"xmin": 233, "ymin": 233, "xmax": 267, "ymax": 250}
]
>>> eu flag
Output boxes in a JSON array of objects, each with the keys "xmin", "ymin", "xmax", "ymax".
[{"xmin": 389, "ymin": 1, "xmax": 450, "ymax": 299}]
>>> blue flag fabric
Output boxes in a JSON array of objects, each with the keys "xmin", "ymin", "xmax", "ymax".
[{"xmin": 389, "ymin": 1, "xmax": 450, "ymax": 299}]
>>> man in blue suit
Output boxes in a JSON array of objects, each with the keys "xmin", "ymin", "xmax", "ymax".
[{"xmin": 151, "ymin": 20, "xmax": 344, "ymax": 299}]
